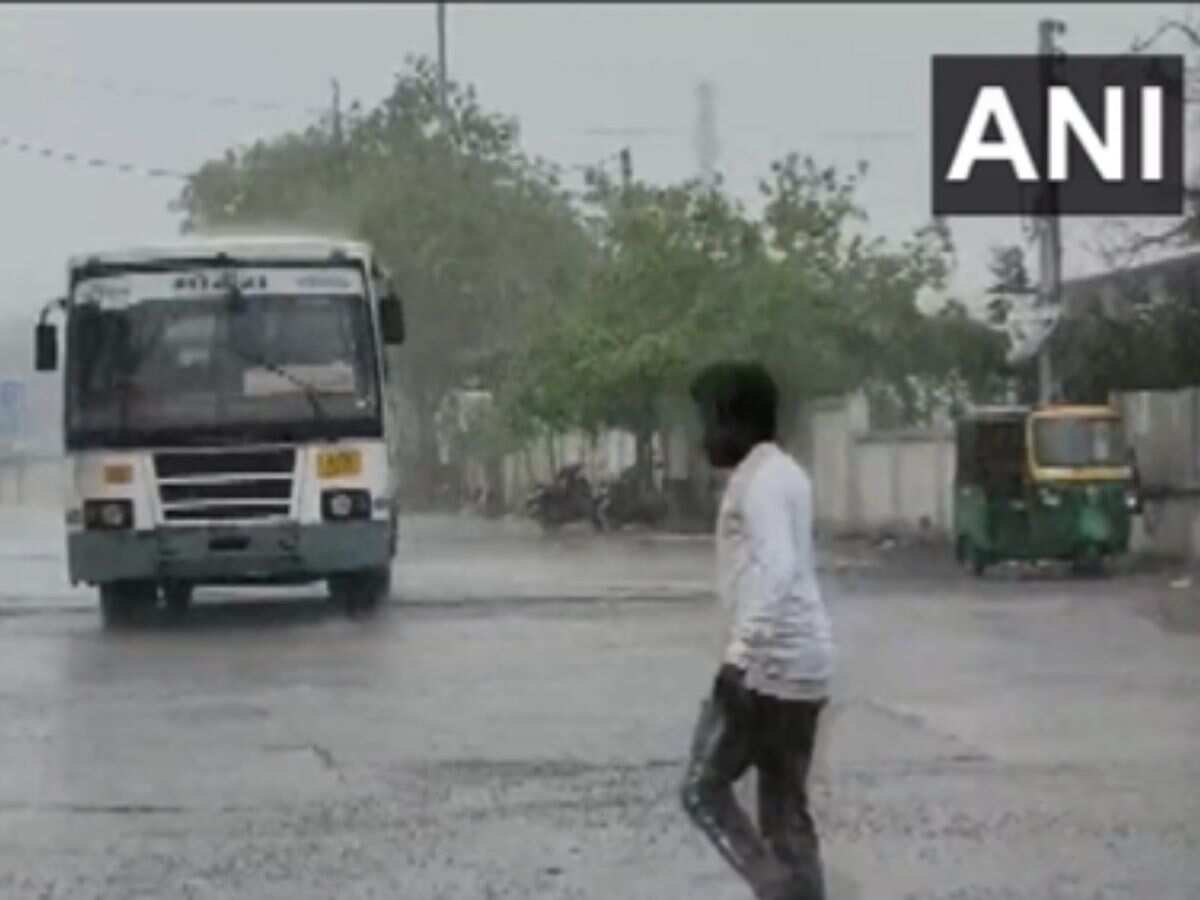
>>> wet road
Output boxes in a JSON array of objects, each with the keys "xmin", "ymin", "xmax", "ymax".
[{"xmin": 2, "ymin": 514, "xmax": 1199, "ymax": 899}]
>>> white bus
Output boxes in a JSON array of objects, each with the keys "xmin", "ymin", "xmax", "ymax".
[{"xmin": 34, "ymin": 236, "xmax": 406, "ymax": 626}]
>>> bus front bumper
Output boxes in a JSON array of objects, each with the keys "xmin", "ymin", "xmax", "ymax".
[{"xmin": 67, "ymin": 520, "xmax": 394, "ymax": 586}]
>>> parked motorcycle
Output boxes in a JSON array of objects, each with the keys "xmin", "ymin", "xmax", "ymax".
[
  {"xmin": 595, "ymin": 465, "xmax": 669, "ymax": 530},
  {"xmin": 525, "ymin": 463, "xmax": 604, "ymax": 533}
]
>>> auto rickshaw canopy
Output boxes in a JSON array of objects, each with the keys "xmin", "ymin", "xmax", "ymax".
[
  {"xmin": 955, "ymin": 403, "xmax": 1132, "ymax": 489},
  {"xmin": 955, "ymin": 406, "xmax": 1030, "ymax": 494}
]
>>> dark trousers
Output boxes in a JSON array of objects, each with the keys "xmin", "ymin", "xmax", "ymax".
[{"xmin": 681, "ymin": 664, "xmax": 826, "ymax": 900}]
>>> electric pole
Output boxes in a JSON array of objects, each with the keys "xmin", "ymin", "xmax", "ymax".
[
  {"xmin": 331, "ymin": 78, "xmax": 343, "ymax": 147},
  {"xmin": 1036, "ymin": 18, "xmax": 1066, "ymax": 406},
  {"xmin": 437, "ymin": 2, "xmax": 449, "ymax": 128},
  {"xmin": 619, "ymin": 146, "xmax": 633, "ymax": 198},
  {"xmin": 694, "ymin": 80, "xmax": 719, "ymax": 187}
]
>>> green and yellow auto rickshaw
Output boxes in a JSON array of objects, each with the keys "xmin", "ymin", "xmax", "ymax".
[{"xmin": 953, "ymin": 403, "xmax": 1138, "ymax": 576}]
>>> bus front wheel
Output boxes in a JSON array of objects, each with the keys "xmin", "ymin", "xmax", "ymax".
[
  {"xmin": 329, "ymin": 567, "xmax": 391, "ymax": 618},
  {"xmin": 99, "ymin": 580, "xmax": 157, "ymax": 630},
  {"xmin": 162, "ymin": 582, "xmax": 194, "ymax": 620}
]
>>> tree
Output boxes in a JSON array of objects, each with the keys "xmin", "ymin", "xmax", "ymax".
[
  {"xmin": 745, "ymin": 156, "xmax": 1006, "ymax": 425},
  {"xmin": 503, "ymin": 174, "xmax": 737, "ymax": 487},
  {"xmin": 985, "ymin": 243, "xmax": 1033, "ymax": 326},
  {"xmin": 172, "ymin": 56, "xmax": 593, "ymax": 504},
  {"xmin": 978, "ymin": 242, "xmax": 1039, "ymax": 404},
  {"xmin": 502, "ymin": 152, "xmax": 1010, "ymax": 477},
  {"xmin": 1050, "ymin": 268, "xmax": 1200, "ymax": 402}
]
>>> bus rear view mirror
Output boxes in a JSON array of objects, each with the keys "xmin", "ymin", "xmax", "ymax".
[
  {"xmin": 35, "ymin": 322, "xmax": 58, "ymax": 372},
  {"xmin": 380, "ymin": 293, "xmax": 406, "ymax": 345}
]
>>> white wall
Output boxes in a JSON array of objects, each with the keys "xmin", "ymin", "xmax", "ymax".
[
  {"xmin": 1116, "ymin": 388, "xmax": 1200, "ymax": 561},
  {"xmin": 808, "ymin": 392, "xmax": 953, "ymax": 538},
  {"xmin": 808, "ymin": 393, "xmax": 869, "ymax": 529},
  {"xmin": 854, "ymin": 441, "xmax": 893, "ymax": 527}
]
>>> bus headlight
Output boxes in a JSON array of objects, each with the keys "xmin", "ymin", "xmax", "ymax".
[
  {"xmin": 322, "ymin": 489, "xmax": 370, "ymax": 521},
  {"xmin": 83, "ymin": 499, "xmax": 132, "ymax": 531},
  {"xmin": 1039, "ymin": 488, "xmax": 1061, "ymax": 507}
]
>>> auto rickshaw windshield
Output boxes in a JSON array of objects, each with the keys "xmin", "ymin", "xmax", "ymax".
[{"xmin": 1032, "ymin": 417, "xmax": 1128, "ymax": 468}]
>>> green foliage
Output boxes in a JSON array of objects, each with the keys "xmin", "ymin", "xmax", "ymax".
[
  {"xmin": 1052, "ymin": 280, "xmax": 1200, "ymax": 402},
  {"xmin": 985, "ymin": 243, "xmax": 1033, "ymax": 327},
  {"xmin": 503, "ymin": 154, "xmax": 1007, "ymax": 438}
]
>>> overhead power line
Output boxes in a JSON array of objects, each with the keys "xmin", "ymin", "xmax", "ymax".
[
  {"xmin": 0, "ymin": 136, "xmax": 622, "ymax": 190},
  {"xmin": 0, "ymin": 132, "xmax": 626, "ymax": 185},
  {"xmin": 0, "ymin": 62, "xmax": 326, "ymax": 117},
  {"xmin": 0, "ymin": 135, "xmax": 188, "ymax": 181},
  {"xmin": 0, "ymin": 61, "xmax": 925, "ymax": 149}
]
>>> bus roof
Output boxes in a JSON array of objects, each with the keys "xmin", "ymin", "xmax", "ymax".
[{"xmin": 67, "ymin": 235, "xmax": 374, "ymax": 272}]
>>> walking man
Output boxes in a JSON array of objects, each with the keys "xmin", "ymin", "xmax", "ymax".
[{"xmin": 681, "ymin": 361, "xmax": 834, "ymax": 900}]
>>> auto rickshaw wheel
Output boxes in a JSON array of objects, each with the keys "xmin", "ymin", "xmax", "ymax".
[
  {"xmin": 1071, "ymin": 546, "xmax": 1106, "ymax": 578},
  {"xmin": 970, "ymin": 549, "xmax": 988, "ymax": 577},
  {"xmin": 961, "ymin": 539, "xmax": 987, "ymax": 577}
]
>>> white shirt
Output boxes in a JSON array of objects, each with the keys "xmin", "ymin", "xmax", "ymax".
[{"xmin": 715, "ymin": 442, "xmax": 834, "ymax": 700}]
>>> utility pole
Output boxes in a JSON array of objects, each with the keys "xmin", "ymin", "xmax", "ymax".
[
  {"xmin": 1036, "ymin": 18, "xmax": 1066, "ymax": 406},
  {"xmin": 437, "ymin": 2, "xmax": 449, "ymax": 128},
  {"xmin": 619, "ymin": 146, "xmax": 633, "ymax": 198},
  {"xmin": 616, "ymin": 143, "xmax": 649, "ymax": 490},
  {"xmin": 331, "ymin": 78, "xmax": 343, "ymax": 147},
  {"xmin": 694, "ymin": 80, "xmax": 719, "ymax": 187}
]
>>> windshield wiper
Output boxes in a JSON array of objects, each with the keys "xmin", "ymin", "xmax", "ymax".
[
  {"xmin": 227, "ymin": 344, "xmax": 335, "ymax": 437},
  {"xmin": 221, "ymin": 286, "xmax": 337, "ymax": 440}
]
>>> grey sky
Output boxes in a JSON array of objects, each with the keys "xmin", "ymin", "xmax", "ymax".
[{"xmin": 0, "ymin": 3, "xmax": 1191, "ymax": 346}]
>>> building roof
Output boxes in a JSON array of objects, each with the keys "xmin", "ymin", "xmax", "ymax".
[
  {"xmin": 1004, "ymin": 245, "xmax": 1200, "ymax": 362},
  {"xmin": 1060, "ymin": 245, "xmax": 1200, "ymax": 300},
  {"xmin": 67, "ymin": 235, "xmax": 373, "ymax": 271}
]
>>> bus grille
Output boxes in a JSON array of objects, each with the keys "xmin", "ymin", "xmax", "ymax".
[{"xmin": 153, "ymin": 448, "xmax": 296, "ymax": 524}]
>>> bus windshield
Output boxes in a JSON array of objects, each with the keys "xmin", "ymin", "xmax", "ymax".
[{"xmin": 66, "ymin": 280, "xmax": 381, "ymax": 446}]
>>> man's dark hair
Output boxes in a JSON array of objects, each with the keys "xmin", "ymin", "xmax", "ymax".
[{"xmin": 689, "ymin": 361, "xmax": 779, "ymax": 442}]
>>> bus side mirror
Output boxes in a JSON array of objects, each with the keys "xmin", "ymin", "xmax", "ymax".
[
  {"xmin": 35, "ymin": 322, "xmax": 58, "ymax": 372},
  {"xmin": 380, "ymin": 292, "xmax": 406, "ymax": 345}
]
